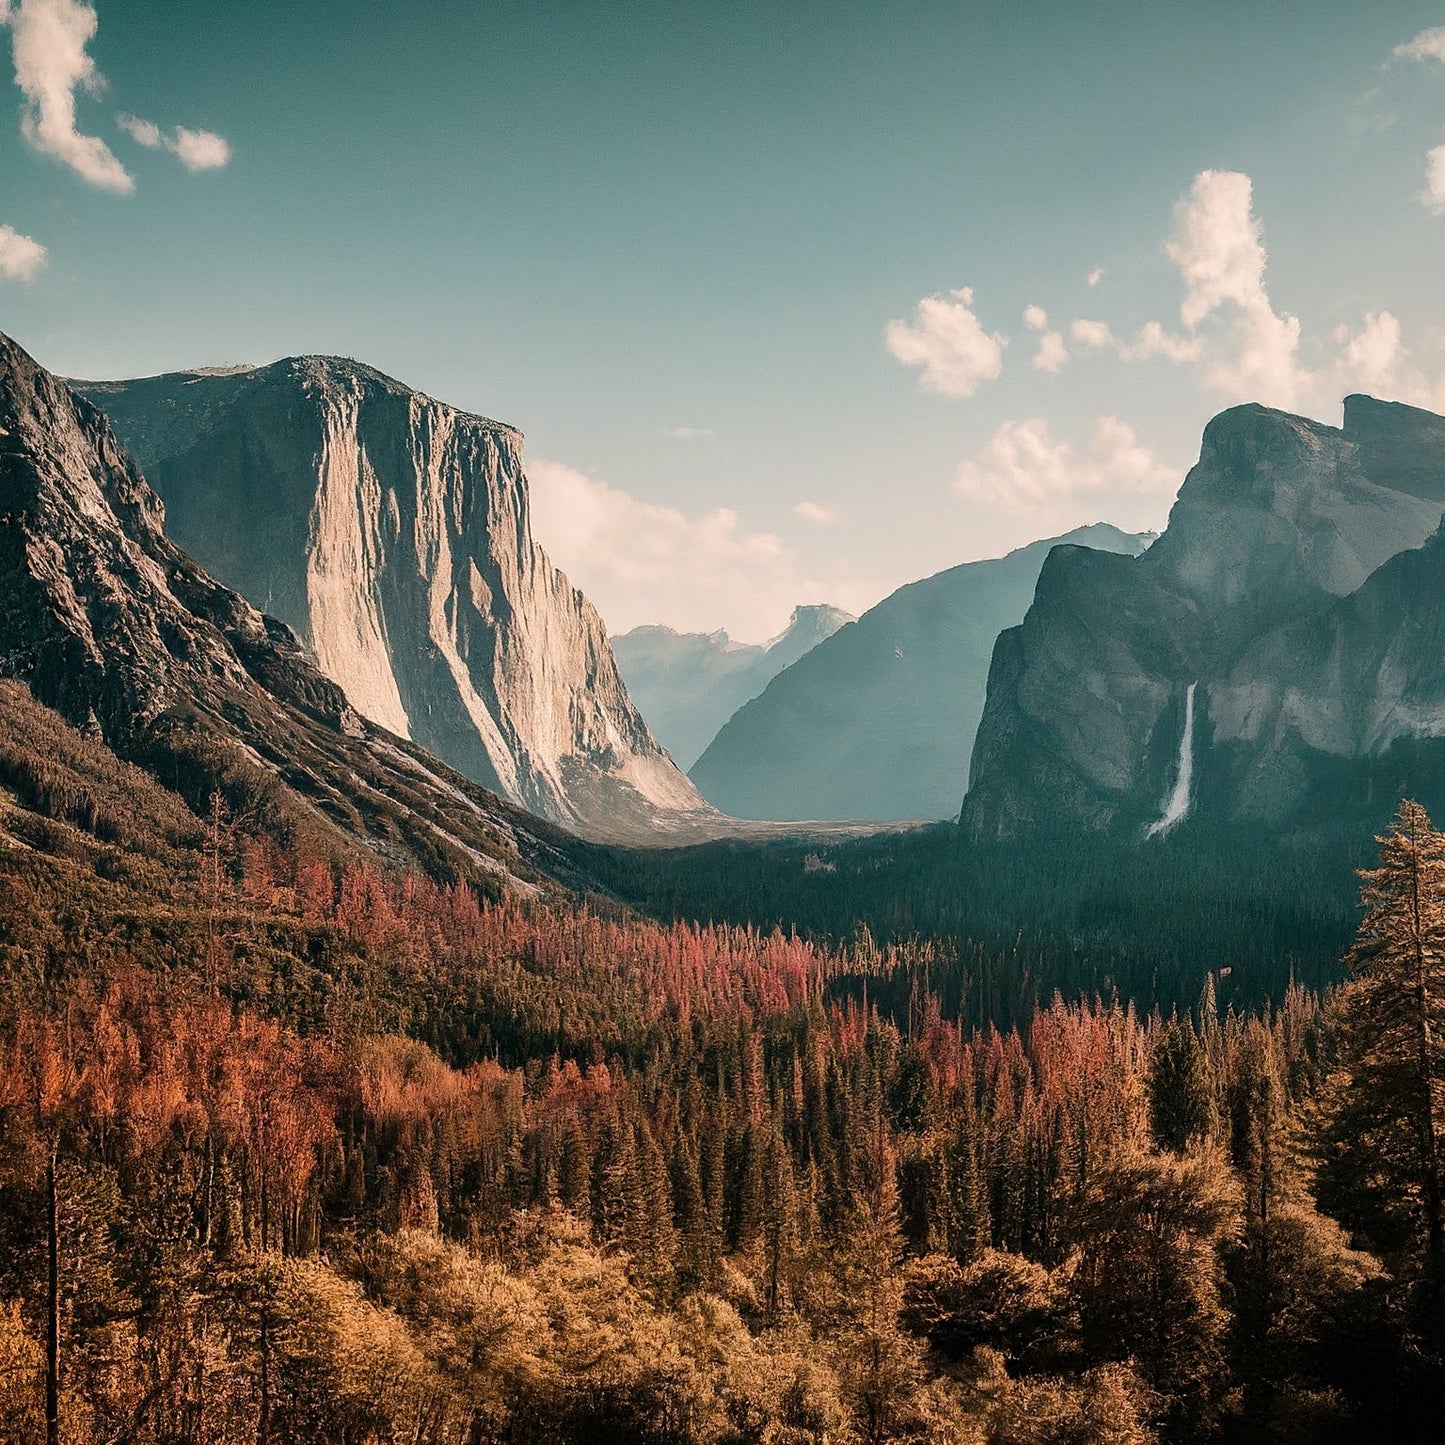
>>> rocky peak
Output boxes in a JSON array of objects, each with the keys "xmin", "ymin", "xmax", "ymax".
[
  {"xmin": 76, "ymin": 356, "xmax": 708, "ymax": 841},
  {"xmin": 1343, "ymin": 393, "xmax": 1445, "ymax": 501},
  {"xmin": 962, "ymin": 393, "xmax": 1445, "ymax": 844},
  {"xmin": 1, "ymin": 328, "xmax": 597, "ymax": 890}
]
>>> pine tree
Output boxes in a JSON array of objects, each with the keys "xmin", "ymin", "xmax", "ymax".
[
  {"xmin": 1318, "ymin": 800, "xmax": 1445, "ymax": 1284},
  {"xmin": 1148, "ymin": 1014, "xmax": 1215, "ymax": 1153}
]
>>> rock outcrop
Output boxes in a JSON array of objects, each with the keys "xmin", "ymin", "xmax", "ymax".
[
  {"xmin": 612, "ymin": 604, "xmax": 854, "ymax": 770},
  {"xmin": 0, "ymin": 329, "xmax": 591, "ymax": 892},
  {"xmin": 962, "ymin": 397, "xmax": 1445, "ymax": 843},
  {"xmin": 690, "ymin": 525, "xmax": 1153, "ymax": 822},
  {"xmin": 76, "ymin": 360, "xmax": 707, "ymax": 842}
]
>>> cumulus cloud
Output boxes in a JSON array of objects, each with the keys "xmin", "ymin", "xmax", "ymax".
[
  {"xmin": 793, "ymin": 500, "xmax": 835, "ymax": 525},
  {"xmin": 955, "ymin": 415, "xmax": 1176, "ymax": 518},
  {"xmin": 1395, "ymin": 27, "xmax": 1445, "ymax": 65},
  {"xmin": 1087, "ymin": 266, "xmax": 1106, "ymax": 287},
  {"xmin": 1055, "ymin": 170, "xmax": 1445, "ymax": 411},
  {"xmin": 1022, "ymin": 304, "xmax": 1048, "ymax": 332},
  {"xmin": 1032, "ymin": 331, "xmax": 1068, "ymax": 373},
  {"xmin": 2, "ymin": 0, "xmax": 132, "ymax": 191},
  {"xmin": 884, "ymin": 286, "xmax": 1006, "ymax": 398},
  {"xmin": 117, "ymin": 112, "xmax": 230, "ymax": 171},
  {"xmin": 528, "ymin": 459, "xmax": 868, "ymax": 640},
  {"xmin": 0, "ymin": 221, "xmax": 46, "ymax": 280},
  {"xmin": 1070, "ymin": 318, "xmax": 1115, "ymax": 351},
  {"xmin": 659, "ymin": 424, "xmax": 714, "ymax": 440},
  {"xmin": 1160, "ymin": 169, "xmax": 1313, "ymax": 407}
]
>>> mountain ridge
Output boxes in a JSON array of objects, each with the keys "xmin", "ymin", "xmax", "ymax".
[
  {"xmin": 962, "ymin": 395, "xmax": 1445, "ymax": 843},
  {"xmin": 76, "ymin": 356, "xmax": 709, "ymax": 842},
  {"xmin": 689, "ymin": 523, "xmax": 1154, "ymax": 822},
  {"xmin": 612, "ymin": 602, "xmax": 855, "ymax": 769},
  {"xmin": 0, "ymin": 328, "xmax": 601, "ymax": 895}
]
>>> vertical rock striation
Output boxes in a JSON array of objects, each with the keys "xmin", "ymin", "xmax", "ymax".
[{"xmin": 77, "ymin": 359, "xmax": 707, "ymax": 841}]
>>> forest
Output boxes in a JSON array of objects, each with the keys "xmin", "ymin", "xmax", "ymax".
[{"xmin": 2, "ymin": 696, "xmax": 1445, "ymax": 1443}]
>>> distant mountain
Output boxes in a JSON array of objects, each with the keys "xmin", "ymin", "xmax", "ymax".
[
  {"xmin": 689, "ymin": 524, "xmax": 1153, "ymax": 822},
  {"xmin": 0, "ymin": 328, "xmax": 595, "ymax": 893},
  {"xmin": 612, "ymin": 604, "xmax": 854, "ymax": 769},
  {"xmin": 963, "ymin": 397, "xmax": 1445, "ymax": 845},
  {"xmin": 75, "ymin": 359, "xmax": 706, "ymax": 842}
]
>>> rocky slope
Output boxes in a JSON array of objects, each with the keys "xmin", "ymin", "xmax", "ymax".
[
  {"xmin": 75, "ymin": 360, "xmax": 707, "ymax": 842},
  {"xmin": 689, "ymin": 525, "xmax": 1153, "ymax": 822},
  {"xmin": 0, "ymin": 328, "xmax": 596, "ymax": 893},
  {"xmin": 962, "ymin": 397, "xmax": 1445, "ymax": 843},
  {"xmin": 612, "ymin": 604, "xmax": 854, "ymax": 769}
]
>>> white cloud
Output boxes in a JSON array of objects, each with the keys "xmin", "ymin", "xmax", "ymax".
[
  {"xmin": 1154, "ymin": 169, "xmax": 1306, "ymax": 407},
  {"xmin": 2, "ymin": 0, "xmax": 132, "ymax": 192},
  {"xmin": 954, "ymin": 415, "xmax": 1176, "ymax": 518},
  {"xmin": 1032, "ymin": 331, "xmax": 1068, "ymax": 373},
  {"xmin": 794, "ymin": 500, "xmax": 835, "ymax": 525},
  {"xmin": 528, "ymin": 458, "xmax": 868, "ymax": 640},
  {"xmin": 172, "ymin": 125, "xmax": 230, "ymax": 171},
  {"xmin": 1121, "ymin": 320, "xmax": 1200, "ymax": 364},
  {"xmin": 1395, "ymin": 27, "xmax": 1445, "ymax": 65},
  {"xmin": 659, "ymin": 424, "xmax": 714, "ymax": 440},
  {"xmin": 0, "ymin": 221, "xmax": 46, "ymax": 281},
  {"xmin": 1425, "ymin": 142, "xmax": 1445, "ymax": 213},
  {"xmin": 884, "ymin": 285, "xmax": 1006, "ymax": 398},
  {"xmin": 1022, "ymin": 303, "xmax": 1048, "ymax": 332},
  {"xmin": 1087, "ymin": 266, "xmax": 1105, "ymax": 287},
  {"xmin": 1069, "ymin": 318, "xmax": 1115, "ymax": 350},
  {"xmin": 118, "ymin": 112, "xmax": 231, "ymax": 171}
]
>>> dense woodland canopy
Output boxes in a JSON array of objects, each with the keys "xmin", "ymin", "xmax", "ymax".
[{"xmin": 1, "ymin": 690, "xmax": 1444, "ymax": 1441}]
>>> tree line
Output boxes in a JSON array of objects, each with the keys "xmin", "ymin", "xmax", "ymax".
[{"xmin": 2, "ymin": 801, "xmax": 1444, "ymax": 1441}]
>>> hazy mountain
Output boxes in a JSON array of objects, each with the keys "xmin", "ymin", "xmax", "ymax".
[
  {"xmin": 689, "ymin": 524, "xmax": 1153, "ymax": 822},
  {"xmin": 0, "ymin": 328, "xmax": 595, "ymax": 893},
  {"xmin": 612, "ymin": 604, "xmax": 854, "ymax": 769},
  {"xmin": 963, "ymin": 396, "xmax": 1445, "ymax": 844},
  {"xmin": 75, "ymin": 360, "xmax": 707, "ymax": 842}
]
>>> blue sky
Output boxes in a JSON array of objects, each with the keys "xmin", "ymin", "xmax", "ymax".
[{"xmin": 4, "ymin": 1, "xmax": 1445, "ymax": 639}]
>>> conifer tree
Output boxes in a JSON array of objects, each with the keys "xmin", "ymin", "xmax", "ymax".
[{"xmin": 1318, "ymin": 799, "xmax": 1445, "ymax": 1284}]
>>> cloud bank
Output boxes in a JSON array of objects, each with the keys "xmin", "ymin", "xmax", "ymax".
[
  {"xmin": 529, "ymin": 459, "xmax": 865, "ymax": 640},
  {"xmin": 955, "ymin": 415, "xmax": 1175, "ymax": 517}
]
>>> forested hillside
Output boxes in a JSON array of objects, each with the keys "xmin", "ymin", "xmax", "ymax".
[{"xmin": 3, "ymin": 682, "xmax": 1444, "ymax": 1441}]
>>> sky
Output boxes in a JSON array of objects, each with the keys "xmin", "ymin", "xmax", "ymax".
[{"xmin": 4, "ymin": 2, "xmax": 1445, "ymax": 642}]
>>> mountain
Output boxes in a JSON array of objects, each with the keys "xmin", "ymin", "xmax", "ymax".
[
  {"xmin": 612, "ymin": 604, "xmax": 854, "ymax": 769},
  {"xmin": 688, "ymin": 524, "xmax": 1153, "ymax": 822},
  {"xmin": 74, "ymin": 359, "xmax": 707, "ymax": 842},
  {"xmin": 963, "ymin": 396, "xmax": 1445, "ymax": 844},
  {"xmin": 0, "ymin": 328, "xmax": 595, "ymax": 894}
]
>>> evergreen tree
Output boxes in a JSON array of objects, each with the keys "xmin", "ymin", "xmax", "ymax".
[{"xmin": 1317, "ymin": 800, "xmax": 1445, "ymax": 1285}]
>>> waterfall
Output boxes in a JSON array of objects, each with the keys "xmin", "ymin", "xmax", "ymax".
[{"xmin": 1146, "ymin": 681, "xmax": 1197, "ymax": 839}]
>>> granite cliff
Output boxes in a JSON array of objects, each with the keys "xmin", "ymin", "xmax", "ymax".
[
  {"xmin": 0, "ymin": 329, "xmax": 591, "ymax": 891},
  {"xmin": 962, "ymin": 397, "xmax": 1445, "ymax": 843},
  {"xmin": 77, "ymin": 360, "xmax": 707, "ymax": 842}
]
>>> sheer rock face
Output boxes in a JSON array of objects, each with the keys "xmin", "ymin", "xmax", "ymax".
[
  {"xmin": 689, "ymin": 525, "xmax": 1153, "ymax": 823},
  {"xmin": 0, "ymin": 329, "xmax": 594, "ymax": 891},
  {"xmin": 77, "ymin": 359, "xmax": 707, "ymax": 841},
  {"xmin": 612, "ymin": 604, "xmax": 855, "ymax": 771},
  {"xmin": 962, "ymin": 396, "xmax": 1445, "ymax": 843}
]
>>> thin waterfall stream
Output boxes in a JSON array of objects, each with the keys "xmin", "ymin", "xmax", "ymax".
[{"xmin": 1146, "ymin": 681, "xmax": 1197, "ymax": 838}]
